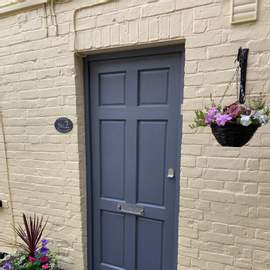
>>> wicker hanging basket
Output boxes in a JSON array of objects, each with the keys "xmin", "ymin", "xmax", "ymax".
[
  {"xmin": 190, "ymin": 48, "xmax": 266, "ymax": 147},
  {"xmin": 210, "ymin": 47, "xmax": 258, "ymax": 147},
  {"xmin": 211, "ymin": 123, "xmax": 260, "ymax": 147}
]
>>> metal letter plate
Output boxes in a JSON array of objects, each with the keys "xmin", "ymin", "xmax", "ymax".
[{"xmin": 117, "ymin": 203, "xmax": 144, "ymax": 216}]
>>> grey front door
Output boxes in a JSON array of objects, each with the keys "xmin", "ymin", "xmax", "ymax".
[{"xmin": 86, "ymin": 48, "xmax": 183, "ymax": 270}]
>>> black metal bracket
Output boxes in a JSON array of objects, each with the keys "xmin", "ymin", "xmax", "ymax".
[
  {"xmin": 0, "ymin": 200, "xmax": 2, "ymax": 208},
  {"xmin": 237, "ymin": 47, "xmax": 249, "ymax": 104}
]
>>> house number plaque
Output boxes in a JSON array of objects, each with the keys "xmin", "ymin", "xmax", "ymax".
[{"xmin": 54, "ymin": 117, "xmax": 73, "ymax": 133}]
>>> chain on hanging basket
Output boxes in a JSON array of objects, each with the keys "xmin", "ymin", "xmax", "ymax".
[{"xmin": 190, "ymin": 48, "xmax": 270, "ymax": 147}]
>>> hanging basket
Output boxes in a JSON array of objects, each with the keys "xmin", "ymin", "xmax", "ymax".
[
  {"xmin": 210, "ymin": 123, "xmax": 260, "ymax": 147},
  {"xmin": 190, "ymin": 48, "xmax": 270, "ymax": 147}
]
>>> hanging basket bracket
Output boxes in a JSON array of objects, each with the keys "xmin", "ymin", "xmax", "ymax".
[{"xmin": 237, "ymin": 47, "xmax": 249, "ymax": 104}]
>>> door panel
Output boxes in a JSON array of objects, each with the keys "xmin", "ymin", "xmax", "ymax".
[
  {"xmin": 99, "ymin": 72, "xmax": 126, "ymax": 106},
  {"xmin": 138, "ymin": 68, "xmax": 169, "ymax": 105},
  {"xmin": 87, "ymin": 51, "xmax": 182, "ymax": 270},
  {"xmin": 100, "ymin": 121, "xmax": 126, "ymax": 200},
  {"xmin": 136, "ymin": 217, "xmax": 163, "ymax": 270},
  {"xmin": 101, "ymin": 211, "xmax": 125, "ymax": 267},
  {"xmin": 137, "ymin": 121, "xmax": 167, "ymax": 206}
]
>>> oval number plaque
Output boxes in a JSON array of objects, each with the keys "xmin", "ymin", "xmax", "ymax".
[{"xmin": 54, "ymin": 117, "xmax": 73, "ymax": 133}]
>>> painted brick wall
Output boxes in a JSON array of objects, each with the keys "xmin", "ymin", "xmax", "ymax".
[{"xmin": 0, "ymin": 0, "xmax": 270, "ymax": 269}]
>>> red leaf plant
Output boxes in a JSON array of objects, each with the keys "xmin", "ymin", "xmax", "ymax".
[
  {"xmin": 14, "ymin": 213, "xmax": 48, "ymax": 257},
  {"xmin": 223, "ymin": 102, "xmax": 248, "ymax": 118}
]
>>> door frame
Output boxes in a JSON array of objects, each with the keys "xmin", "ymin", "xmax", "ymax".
[{"xmin": 84, "ymin": 44, "xmax": 184, "ymax": 270}]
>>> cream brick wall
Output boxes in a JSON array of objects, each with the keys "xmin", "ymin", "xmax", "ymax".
[{"xmin": 0, "ymin": 0, "xmax": 270, "ymax": 269}]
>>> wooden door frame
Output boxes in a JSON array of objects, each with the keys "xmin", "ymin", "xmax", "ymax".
[{"xmin": 84, "ymin": 44, "xmax": 184, "ymax": 270}]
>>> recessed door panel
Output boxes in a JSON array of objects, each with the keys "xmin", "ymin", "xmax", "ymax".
[
  {"xmin": 101, "ymin": 211, "xmax": 125, "ymax": 268},
  {"xmin": 87, "ymin": 50, "xmax": 183, "ymax": 270},
  {"xmin": 136, "ymin": 217, "xmax": 163, "ymax": 270},
  {"xmin": 137, "ymin": 121, "xmax": 167, "ymax": 206},
  {"xmin": 100, "ymin": 121, "xmax": 125, "ymax": 200},
  {"xmin": 99, "ymin": 72, "xmax": 126, "ymax": 105},
  {"xmin": 138, "ymin": 69, "xmax": 169, "ymax": 105}
]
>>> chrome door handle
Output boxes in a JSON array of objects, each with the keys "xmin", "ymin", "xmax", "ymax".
[{"xmin": 167, "ymin": 168, "xmax": 175, "ymax": 179}]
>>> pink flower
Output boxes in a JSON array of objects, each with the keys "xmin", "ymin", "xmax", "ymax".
[
  {"xmin": 42, "ymin": 264, "xmax": 49, "ymax": 269},
  {"xmin": 28, "ymin": 256, "xmax": 36, "ymax": 262},
  {"xmin": 40, "ymin": 256, "xmax": 49, "ymax": 263},
  {"xmin": 215, "ymin": 113, "xmax": 232, "ymax": 126}
]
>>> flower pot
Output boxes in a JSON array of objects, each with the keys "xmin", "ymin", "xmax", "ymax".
[{"xmin": 210, "ymin": 123, "xmax": 260, "ymax": 147}]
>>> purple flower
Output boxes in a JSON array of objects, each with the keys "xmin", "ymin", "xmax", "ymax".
[
  {"xmin": 41, "ymin": 239, "xmax": 48, "ymax": 247},
  {"xmin": 40, "ymin": 246, "xmax": 49, "ymax": 255},
  {"xmin": 3, "ymin": 261, "xmax": 12, "ymax": 270},
  {"xmin": 39, "ymin": 239, "xmax": 49, "ymax": 255},
  {"xmin": 205, "ymin": 107, "xmax": 218, "ymax": 124},
  {"xmin": 215, "ymin": 113, "xmax": 232, "ymax": 126}
]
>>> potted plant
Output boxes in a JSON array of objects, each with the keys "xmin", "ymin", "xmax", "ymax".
[
  {"xmin": 190, "ymin": 95, "xmax": 270, "ymax": 147},
  {"xmin": 0, "ymin": 214, "xmax": 59, "ymax": 270}
]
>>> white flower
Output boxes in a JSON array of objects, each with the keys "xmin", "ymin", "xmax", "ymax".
[
  {"xmin": 240, "ymin": 115, "xmax": 252, "ymax": 126},
  {"xmin": 253, "ymin": 110, "xmax": 269, "ymax": 125},
  {"xmin": 259, "ymin": 115, "xmax": 268, "ymax": 125},
  {"xmin": 253, "ymin": 110, "xmax": 262, "ymax": 119}
]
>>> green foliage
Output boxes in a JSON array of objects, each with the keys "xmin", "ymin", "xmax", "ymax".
[
  {"xmin": 1, "ymin": 251, "xmax": 58, "ymax": 270},
  {"xmin": 0, "ymin": 214, "xmax": 59, "ymax": 270},
  {"xmin": 17, "ymin": 258, "xmax": 40, "ymax": 270},
  {"xmin": 190, "ymin": 94, "xmax": 270, "ymax": 129},
  {"xmin": 263, "ymin": 106, "xmax": 270, "ymax": 117},
  {"xmin": 48, "ymin": 252, "xmax": 58, "ymax": 270},
  {"xmin": 249, "ymin": 93, "xmax": 266, "ymax": 111},
  {"xmin": 189, "ymin": 110, "xmax": 207, "ymax": 129},
  {"xmin": 217, "ymin": 104, "xmax": 222, "ymax": 112}
]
